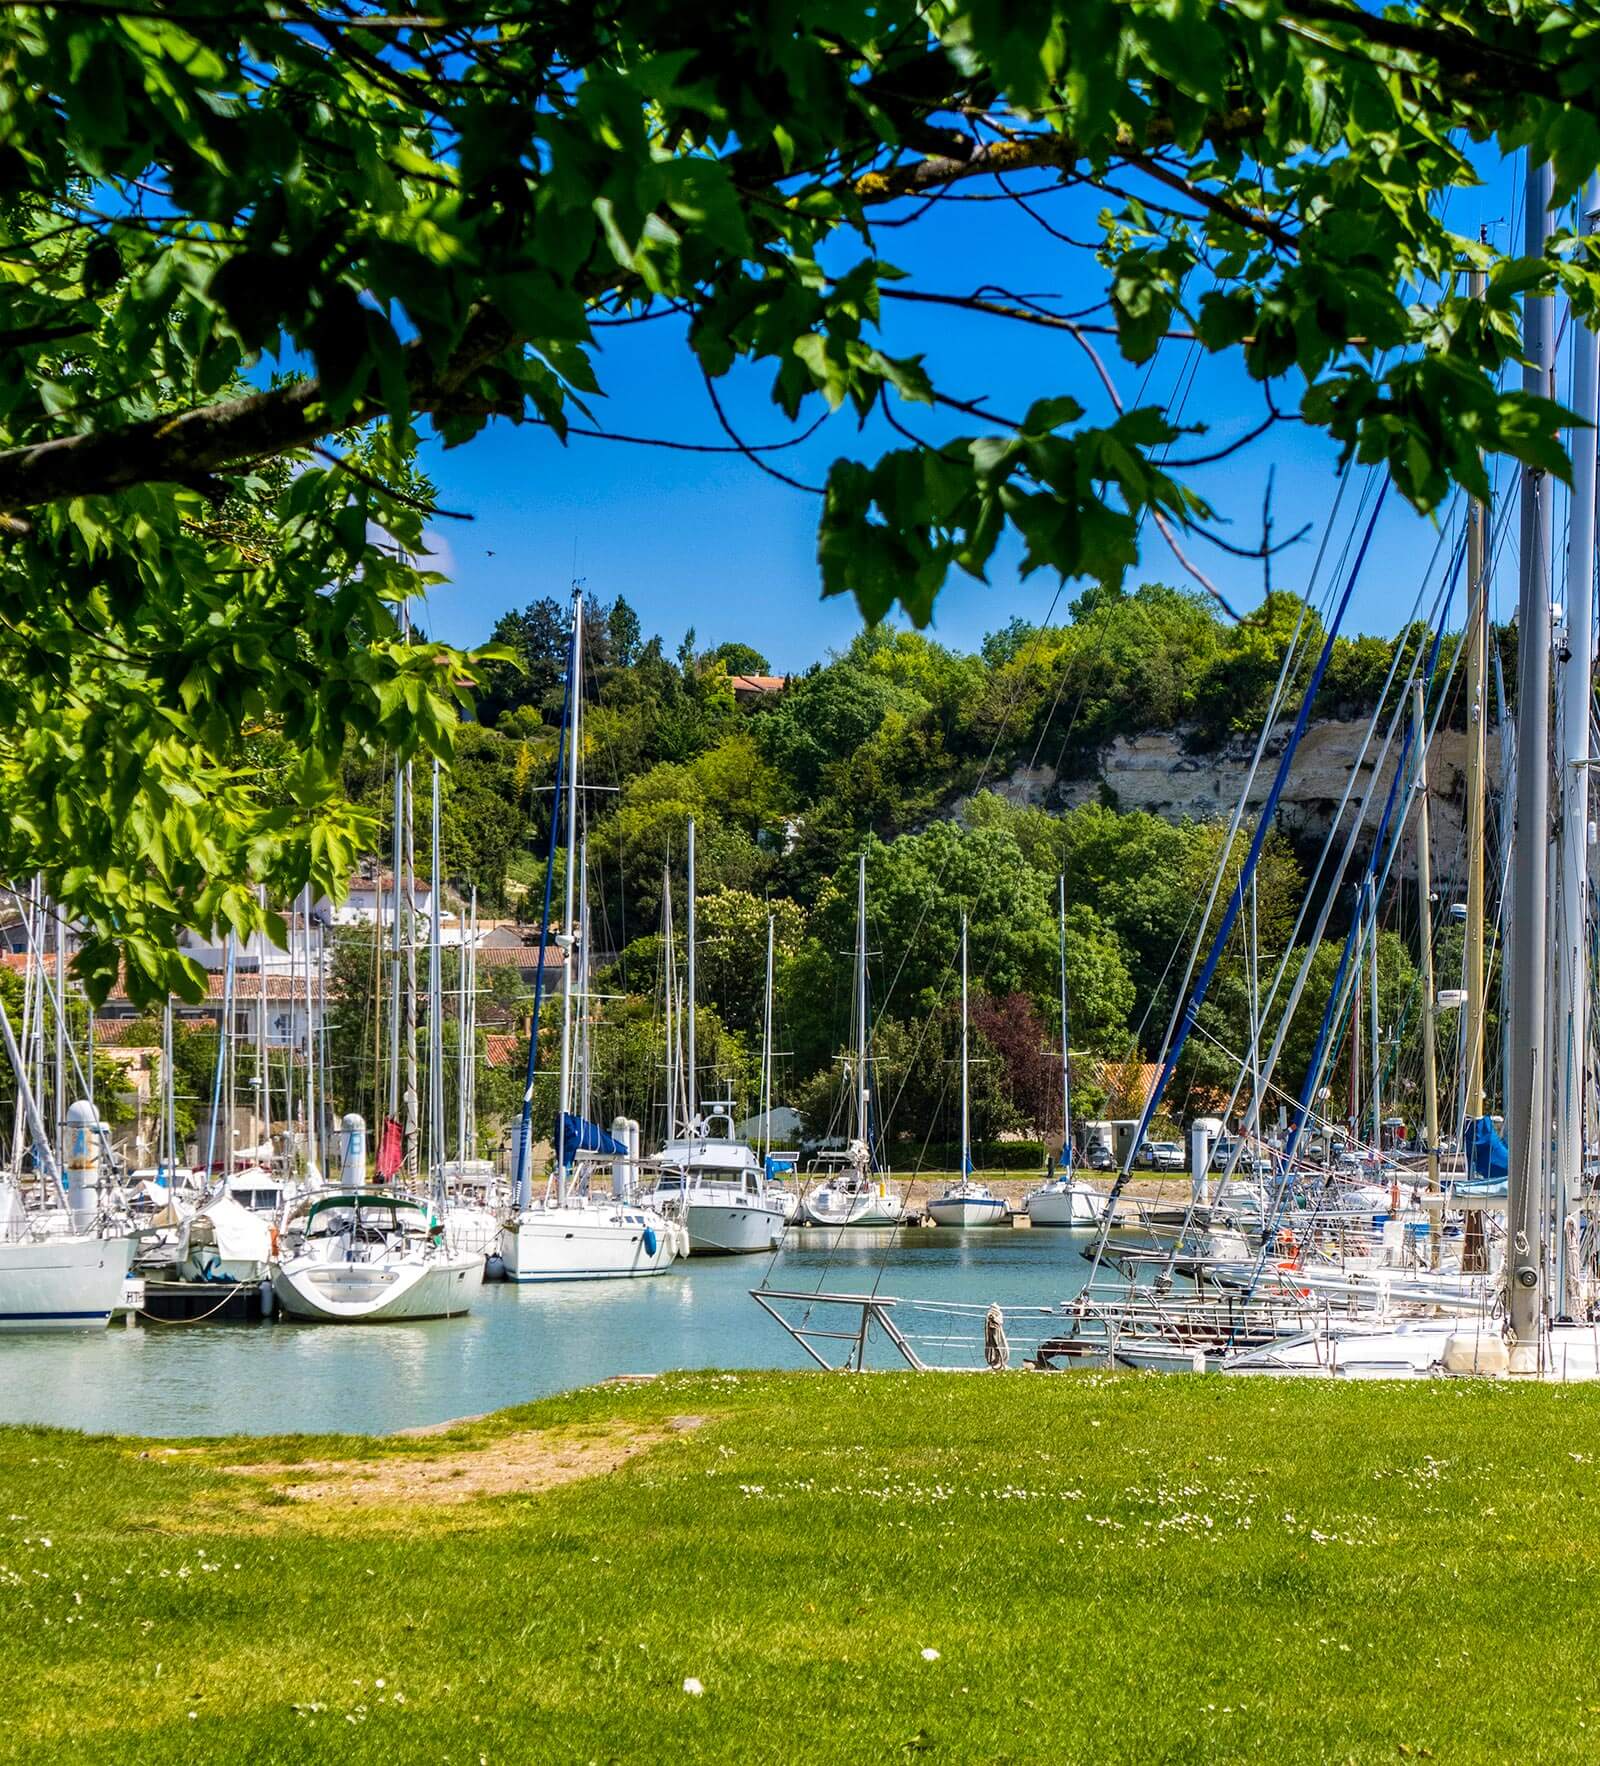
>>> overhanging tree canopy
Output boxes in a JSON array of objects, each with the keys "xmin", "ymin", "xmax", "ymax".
[{"xmin": 4, "ymin": 0, "xmax": 1596, "ymax": 996}]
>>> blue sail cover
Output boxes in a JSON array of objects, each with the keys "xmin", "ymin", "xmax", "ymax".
[
  {"xmin": 557, "ymin": 1112, "xmax": 626, "ymax": 1165},
  {"xmin": 1462, "ymin": 1116, "xmax": 1509, "ymax": 1183}
]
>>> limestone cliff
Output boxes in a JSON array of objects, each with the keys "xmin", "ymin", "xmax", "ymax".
[{"xmin": 994, "ymin": 718, "xmax": 1505, "ymax": 880}]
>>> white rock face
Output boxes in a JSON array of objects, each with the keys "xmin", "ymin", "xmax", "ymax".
[{"xmin": 998, "ymin": 717, "xmax": 1505, "ymax": 878}]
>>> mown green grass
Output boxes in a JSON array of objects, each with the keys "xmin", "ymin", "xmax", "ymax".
[{"xmin": 5, "ymin": 1372, "xmax": 1600, "ymax": 1762}]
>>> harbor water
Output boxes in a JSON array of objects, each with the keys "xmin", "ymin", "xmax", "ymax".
[{"xmin": 0, "ymin": 1229, "xmax": 1099, "ymax": 1436}]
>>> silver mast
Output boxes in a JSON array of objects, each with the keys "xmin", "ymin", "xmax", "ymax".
[
  {"xmin": 760, "ymin": 913, "xmax": 775, "ymax": 1164},
  {"xmin": 1412, "ymin": 678, "xmax": 1441, "ymax": 1264},
  {"xmin": 661, "ymin": 867, "xmax": 680, "ymax": 1135},
  {"xmin": 1058, "ymin": 875, "xmax": 1072, "ymax": 1167},
  {"xmin": 855, "ymin": 852, "xmax": 869, "ymax": 1151},
  {"xmin": 577, "ymin": 838, "xmax": 592, "ymax": 1126},
  {"xmin": 1554, "ymin": 172, "xmax": 1600, "ymax": 1280},
  {"xmin": 959, "ymin": 911, "xmax": 970, "ymax": 1178},
  {"xmin": 1368, "ymin": 877, "xmax": 1381, "ymax": 1154},
  {"xmin": 555, "ymin": 588, "xmax": 583, "ymax": 1199},
  {"xmin": 685, "ymin": 816, "xmax": 697, "ymax": 1127},
  {"xmin": 52, "ymin": 891, "xmax": 64, "ymax": 1166},
  {"xmin": 428, "ymin": 758, "xmax": 445, "ymax": 1202},
  {"xmin": 386, "ymin": 756, "xmax": 403, "ymax": 1128},
  {"xmin": 403, "ymin": 760, "xmax": 419, "ymax": 1179},
  {"xmin": 1508, "ymin": 153, "xmax": 1555, "ymax": 1357}
]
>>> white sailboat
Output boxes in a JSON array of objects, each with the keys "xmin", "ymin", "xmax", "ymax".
[
  {"xmin": 0, "ymin": 1072, "xmax": 133, "ymax": 1331},
  {"xmin": 499, "ymin": 588, "xmax": 682, "ymax": 1282},
  {"xmin": 801, "ymin": 854, "xmax": 905, "ymax": 1229},
  {"xmin": 928, "ymin": 918, "xmax": 1006, "ymax": 1229},
  {"xmin": 272, "ymin": 1182, "xmax": 482, "ymax": 1323},
  {"xmin": 646, "ymin": 824, "xmax": 786, "ymax": 1255},
  {"xmin": 1026, "ymin": 877, "xmax": 1107, "ymax": 1228}
]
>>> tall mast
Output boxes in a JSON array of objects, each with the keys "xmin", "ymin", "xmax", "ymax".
[
  {"xmin": 685, "ymin": 816, "xmax": 697, "ymax": 1125},
  {"xmin": 386, "ymin": 758, "xmax": 404, "ymax": 1128},
  {"xmin": 1057, "ymin": 875, "xmax": 1072, "ymax": 1167},
  {"xmin": 1507, "ymin": 153, "xmax": 1555, "ymax": 1359},
  {"xmin": 458, "ymin": 885, "xmax": 476, "ymax": 1164},
  {"xmin": 256, "ymin": 881, "xmax": 269, "ymax": 1156},
  {"xmin": 661, "ymin": 867, "xmax": 679, "ymax": 1135},
  {"xmin": 1554, "ymin": 173, "xmax": 1600, "ymax": 1274},
  {"xmin": 403, "ymin": 760, "xmax": 419, "ymax": 1179},
  {"xmin": 1413, "ymin": 679, "xmax": 1441, "ymax": 1261},
  {"xmin": 1464, "ymin": 260, "xmax": 1491, "ymax": 1125},
  {"xmin": 302, "ymin": 885, "xmax": 318, "ymax": 1177},
  {"xmin": 1368, "ymin": 878, "xmax": 1382, "ymax": 1153},
  {"xmin": 959, "ymin": 912, "xmax": 971, "ymax": 1179},
  {"xmin": 576, "ymin": 839, "xmax": 592, "ymax": 1126},
  {"xmin": 555, "ymin": 588, "xmax": 583, "ymax": 1195},
  {"xmin": 428, "ymin": 758, "xmax": 445, "ymax": 1202},
  {"xmin": 760, "ymin": 913, "xmax": 775, "ymax": 1164},
  {"xmin": 160, "ymin": 996, "xmax": 174, "ymax": 1177},
  {"xmin": 855, "ymin": 852, "xmax": 869, "ymax": 1151},
  {"xmin": 52, "ymin": 892, "xmax": 64, "ymax": 1166}
]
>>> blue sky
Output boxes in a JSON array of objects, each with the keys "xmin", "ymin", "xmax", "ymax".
[{"xmin": 412, "ymin": 152, "xmax": 1565, "ymax": 671}]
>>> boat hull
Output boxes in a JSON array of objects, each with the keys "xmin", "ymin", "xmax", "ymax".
[
  {"xmin": 498, "ymin": 1205, "xmax": 682, "ymax": 1281},
  {"xmin": 926, "ymin": 1196, "xmax": 1008, "ymax": 1228},
  {"xmin": 1025, "ymin": 1185, "xmax": 1105, "ymax": 1227},
  {"xmin": 800, "ymin": 1193, "xmax": 906, "ymax": 1229},
  {"xmin": 681, "ymin": 1199, "xmax": 786, "ymax": 1255},
  {"xmin": 0, "ymin": 1234, "xmax": 135, "ymax": 1331},
  {"xmin": 272, "ymin": 1251, "xmax": 483, "ymax": 1322}
]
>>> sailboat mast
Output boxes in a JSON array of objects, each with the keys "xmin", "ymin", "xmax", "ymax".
[
  {"xmin": 428, "ymin": 758, "xmax": 445, "ymax": 1197},
  {"xmin": 1413, "ymin": 679, "xmax": 1441, "ymax": 1259},
  {"xmin": 855, "ymin": 852, "xmax": 869, "ymax": 1149},
  {"xmin": 1554, "ymin": 172, "xmax": 1600, "ymax": 1262},
  {"xmin": 555, "ymin": 588, "xmax": 583, "ymax": 1188},
  {"xmin": 576, "ymin": 839, "xmax": 592, "ymax": 1126},
  {"xmin": 1464, "ymin": 262, "xmax": 1491, "ymax": 1123},
  {"xmin": 1058, "ymin": 875, "xmax": 1072, "ymax": 1165},
  {"xmin": 52, "ymin": 894, "xmax": 64, "ymax": 1166},
  {"xmin": 387, "ymin": 758, "xmax": 404, "ymax": 1127},
  {"xmin": 1507, "ymin": 153, "xmax": 1556, "ymax": 1357},
  {"xmin": 1368, "ymin": 878, "xmax": 1382, "ymax": 1153},
  {"xmin": 760, "ymin": 914, "xmax": 775, "ymax": 1164},
  {"xmin": 685, "ymin": 817, "xmax": 697, "ymax": 1125},
  {"xmin": 959, "ymin": 913, "xmax": 971, "ymax": 1178},
  {"xmin": 302, "ymin": 885, "xmax": 318, "ymax": 1176},
  {"xmin": 458, "ymin": 885, "xmax": 476, "ymax": 1163},
  {"xmin": 662, "ymin": 868, "xmax": 679, "ymax": 1135},
  {"xmin": 403, "ymin": 760, "xmax": 419, "ymax": 1179}
]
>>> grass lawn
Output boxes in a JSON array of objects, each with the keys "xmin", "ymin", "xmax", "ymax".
[{"xmin": 5, "ymin": 1370, "xmax": 1600, "ymax": 1762}]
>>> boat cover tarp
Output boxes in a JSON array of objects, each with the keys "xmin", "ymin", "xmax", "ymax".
[
  {"xmin": 558, "ymin": 1112, "xmax": 626, "ymax": 1164},
  {"xmin": 195, "ymin": 1196, "xmax": 273, "ymax": 1262},
  {"xmin": 1463, "ymin": 1115, "xmax": 1509, "ymax": 1183}
]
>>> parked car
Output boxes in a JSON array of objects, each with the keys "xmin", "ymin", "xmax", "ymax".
[
  {"xmin": 1085, "ymin": 1139, "xmax": 1114, "ymax": 1171},
  {"xmin": 1149, "ymin": 1140, "xmax": 1186, "ymax": 1173},
  {"xmin": 1133, "ymin": 1139, "xmax": 1156, "ymax": 1169}
]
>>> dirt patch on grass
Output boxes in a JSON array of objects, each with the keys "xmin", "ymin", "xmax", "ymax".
[{"xmin": 222, "ymin": 1414, "xmax": 705, "ymax": 1507}]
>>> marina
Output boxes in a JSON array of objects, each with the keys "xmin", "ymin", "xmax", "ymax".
[{"xmin": 0, "ymin": 1230, "xmax": 1096, "ymax": 1436}]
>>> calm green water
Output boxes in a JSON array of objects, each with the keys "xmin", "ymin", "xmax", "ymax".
[{"xmin": 0, "ymin": 1230, "xmax": 1100, "ymax": 1436}]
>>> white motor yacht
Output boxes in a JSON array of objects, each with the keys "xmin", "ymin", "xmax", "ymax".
[{"xmin": 647, "ymin": 1104, "xmax": 787, "ymax": 1255}]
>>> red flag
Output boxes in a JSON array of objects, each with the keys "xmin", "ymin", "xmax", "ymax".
[{"xmin": 374, "ymin": 1116, "xmax": 402, "ymax": 1183}]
